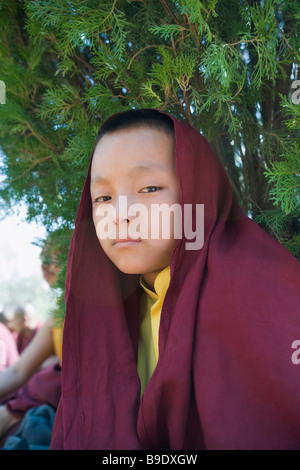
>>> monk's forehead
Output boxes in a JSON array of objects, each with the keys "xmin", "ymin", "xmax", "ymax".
[{"xmin": 91, "ymin": 126, "xmax": 176, "ymax": 173}]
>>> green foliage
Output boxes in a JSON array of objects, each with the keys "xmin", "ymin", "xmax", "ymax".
[
  {"xmin": 256, "ymin": 96, "xmax": 300, "ymax": 257},
  {"xmin": 0, "ymin": 0, "xmax": 299, "ymax": 320},
  {"xmin": 264, "ymin": 145, "xmax": 299, "ymax": 215}
]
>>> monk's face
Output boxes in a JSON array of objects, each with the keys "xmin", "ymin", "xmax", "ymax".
[{"xmin": 90, "ymin": 126, "xmax": 180, "ymax": 289}]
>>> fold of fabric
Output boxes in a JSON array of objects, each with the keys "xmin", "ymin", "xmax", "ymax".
[{"xmin": 51, "ymin": 112, "xmax": 300, "ymax": 450}]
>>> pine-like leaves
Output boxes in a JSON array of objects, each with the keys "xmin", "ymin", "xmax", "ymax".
[{"xmin": 0, "ymin": 0, "xmax": 299, "ymax": 319}]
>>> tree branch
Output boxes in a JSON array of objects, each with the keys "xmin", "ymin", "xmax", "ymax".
[{"xmin": 6, "ymin": 156, "xmax": 52, "ymax": 183}]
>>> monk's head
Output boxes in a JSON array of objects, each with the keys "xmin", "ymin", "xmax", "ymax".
[{"xmin": 90, "ymin": 110, "xmax": 180, "ymax": 289}]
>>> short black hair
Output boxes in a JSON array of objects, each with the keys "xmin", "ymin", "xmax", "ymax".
[{"xmin": 95, "ymin": 109, "xmax": 174, "ymax": 146}]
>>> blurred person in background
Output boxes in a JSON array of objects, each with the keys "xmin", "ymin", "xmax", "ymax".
[
  {"xmin": 0, "ymin": 238, "xmax": 63, "ymax": 449},
  {"xmin": 0, "ymin": 311, "xmax": 10, "ymax": 328},
  {"xmin": 10, "ymin": 306, "xmax": 40, "ymax": 355}
]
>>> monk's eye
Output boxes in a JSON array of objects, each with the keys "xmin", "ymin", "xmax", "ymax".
[
  {"xmin": 93, "ymin": 195, "xmax": 112, "ymax": 203},
  {"xmin": 139, "ymin": 186, "xmax": 162, "ymax": 193}
]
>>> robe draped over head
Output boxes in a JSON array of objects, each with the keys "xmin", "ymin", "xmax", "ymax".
[{"xmin": 50, "ymin": 111, "xmax": 300, "ymax": 450}]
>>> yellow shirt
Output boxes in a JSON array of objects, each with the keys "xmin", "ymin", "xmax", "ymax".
[{"xmin": 137, "ymin": 266, "xmax": 171, "ymax": 396}]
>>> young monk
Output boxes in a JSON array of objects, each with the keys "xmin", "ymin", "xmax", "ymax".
[{"xmin": 51, "ymin": 109, "xmax": 300, "ymax": 450}]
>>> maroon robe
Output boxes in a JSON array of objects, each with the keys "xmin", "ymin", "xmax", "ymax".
[{"xmin": 50, "ymin": 112, "xmax": 300, "ymax": 450}]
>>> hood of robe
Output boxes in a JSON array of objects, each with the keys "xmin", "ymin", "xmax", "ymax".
[{"xmin": 51, "ymin": 111, "xmax": 300, "ymax": 450}]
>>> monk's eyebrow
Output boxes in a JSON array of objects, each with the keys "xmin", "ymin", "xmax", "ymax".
[
  {"xmin": 91, "ymin": 162, "xmax": 169, "ymax": 185},
  {"xmin": 90, "ymin": 175, "xmax": 108, "ymax": 185},
  {"xmin": 133, "ymin": 161, "xmax": 168, "ymax": 171}
]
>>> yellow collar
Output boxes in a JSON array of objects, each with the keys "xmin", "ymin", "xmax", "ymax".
[{"xmin": 139, "ymin": 266, "xmax": 171, "ymax": 302}]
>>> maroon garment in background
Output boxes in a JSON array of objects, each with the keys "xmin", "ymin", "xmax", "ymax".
[
  {"xmin": 3, "ymin": 362, "xmax": 61, "ymax": 419},
  {"xmin": 51, "ymin": 112, "xmax": 300, "ymax": 450},
  {"xmin": 16, "ymin": 326, "xmax": 39, "ymax": 354}
]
